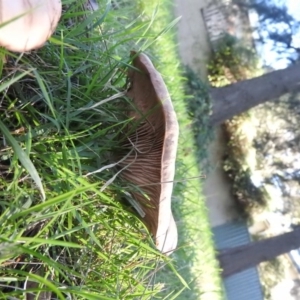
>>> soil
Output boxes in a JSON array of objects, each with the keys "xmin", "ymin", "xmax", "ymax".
[{"xmin": 173, "ymin": 0, "xmax": 238, "ymax": 227}]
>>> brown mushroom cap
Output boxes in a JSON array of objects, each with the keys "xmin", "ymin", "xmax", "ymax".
[{"xmin": 116, "ymin": 52, "xmax": 179, "ymax": 255}]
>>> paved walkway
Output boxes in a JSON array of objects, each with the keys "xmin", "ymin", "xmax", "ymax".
[{"xmin": 173, "ymin": 0, "xmax": 238, "ymax": 228}]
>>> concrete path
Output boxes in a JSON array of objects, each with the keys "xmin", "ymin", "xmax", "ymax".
[
  {"xmin": 173, "ymin": 0, "xmax": 238, "ymax": 228},
  {"xmin": 174, "ymin": 0, "xmax": 211, "ymax": 79}
]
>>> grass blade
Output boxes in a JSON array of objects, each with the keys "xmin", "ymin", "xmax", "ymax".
[
  {"xmin": 0, "ymin": 69, "xmax": 33, "ymax": 93},
  {"xmin": 0, "ymin": 120, "xmax": 45, "ymax": 200}
]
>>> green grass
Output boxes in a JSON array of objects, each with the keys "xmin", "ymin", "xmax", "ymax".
[
  {"xmin": 131, "ymin": 1, "xmax": 223, "ymax": 299},
  {"xmin": 0, "ymin": 0, "xmax": 222, "ymax": 299}
]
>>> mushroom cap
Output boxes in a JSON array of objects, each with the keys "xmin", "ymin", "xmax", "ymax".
[
  {"xmin": 0, "ymin": 0, "xmax": 62, "ymax": 52},
  {"xmin": 116, "ymin": 52, "xmax": 179, "ymax": 255}
]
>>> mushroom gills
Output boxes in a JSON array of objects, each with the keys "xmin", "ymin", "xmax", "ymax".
[{"xmin": 115, "ymin": 52, "xmax": 179, "ymax": 255}]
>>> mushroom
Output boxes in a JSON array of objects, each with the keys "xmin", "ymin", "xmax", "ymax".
[
  {"xmin": 0, "ymin": 0, "xmax": 62, "ymax": 52},
  {"xmin": 116, "ymin": 52, "xmax": 179, "ymax": 255}
]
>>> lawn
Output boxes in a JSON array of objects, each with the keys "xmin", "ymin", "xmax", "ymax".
[{"xmin": 0, "ymin": 0, "xmax": 222, "ymax": 299}]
